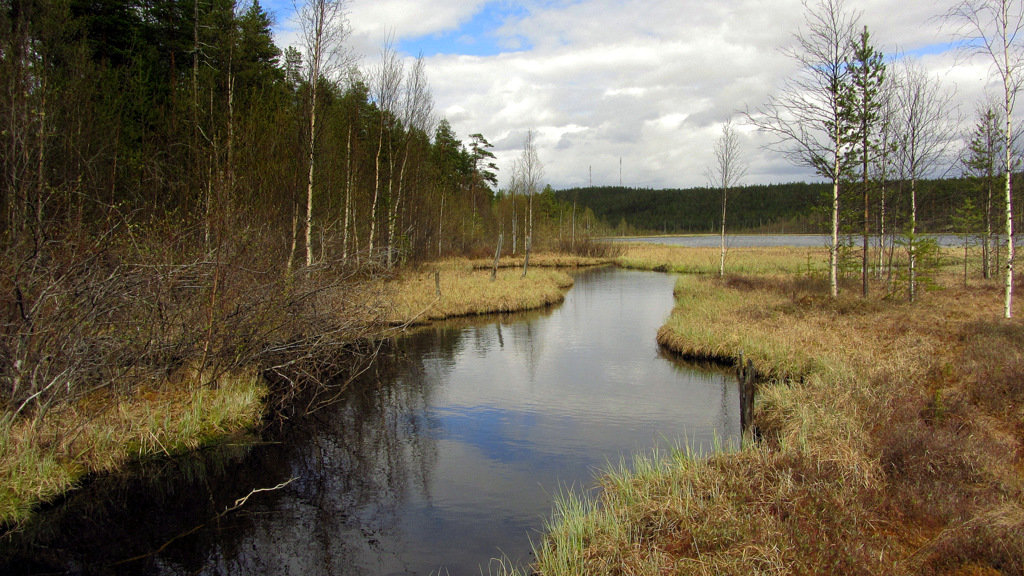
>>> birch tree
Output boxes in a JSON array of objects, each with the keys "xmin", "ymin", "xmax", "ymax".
[
  {"xmin": 893, "ymin": 59, "xmax": 956, "ymax": 303},
  {"xmin": 518, "ymin": 130, "xmax": 543, "ymax": 277},
  {"xmin": 747, "ymin": 0, "xmax": 858, "ymax": 298},
  {"xmin": 297, "ymin": 0, "xmax": 350, "ymax": 268},
  {"xmin": 387, "ymin": 54, "xmax": 433, "ymax": 268},
  {"xmin": 705, "ymin": 120, "xmax": 747, "ymax": 278},
  {"xmin": 369, "ymin": 39, "xmax": 403, "ymax": 258},
  {"xmin": 949, "ymin": 0, "xmax": 1024, "ymax": 318},
  {"xmin": 872, "ymin": 73, "xmax": 900, "ymax": 282}
]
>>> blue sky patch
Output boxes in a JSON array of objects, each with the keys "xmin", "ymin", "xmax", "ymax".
[{"xmin": 399, "ymin": 2, "xmax": 532, "ymax": 57}]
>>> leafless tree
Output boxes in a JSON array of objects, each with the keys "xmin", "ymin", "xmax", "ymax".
[
  {"xmin": 893, "ymin": 59, "xmax": 957, "ymax": 302},
  {"xmin": 949, "ymin": 0, "xmax": 1024, "ymax": 318},
  {"xmin": 387, "ymin": 54, "xmax": 434, "ymax": 268},
  {"xmin": 517, "ymin": 130, "xmax": 543, "ymax": 277},
  {"xmin": 705, "ymin": 120, "xmax": 747, "ymax": 278},
  {"xmin": 746, "ymin": 0, "xmax": 858, "ymax": 298},
  {"xmin": 296, "ymin": 0, "xmax": 350, "ymax": 269},
  {"xmin": 873, "ymin": 73, "xmax": 900, "ymax": 283},
  {"xmin": 369, "ymin": 38, "xmax": 403, "ymax": 259}
]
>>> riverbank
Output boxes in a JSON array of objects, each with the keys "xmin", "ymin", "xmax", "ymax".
[
  {"xmin": 385, "ymin": 254, "xmax": 610, "ymax": 326},
  {"xmin": 524, "ymin": 245, "xmax": 1024, "ymax": 575},
  {"xmin": 0, "ymin": 371, "xmax": 265, "ymax": 529},
  {"xmin": 0, "ymin": 252, "xmax": 601, "ymax": 531}
]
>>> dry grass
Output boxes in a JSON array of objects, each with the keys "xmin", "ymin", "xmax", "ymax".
[
  {"xmin": 477, "ymin": 253, "xmax": 616, "ymax": 269},
  {"xmin": 385, "ymin": 255, "xmax": 587, "ymax": 325},
  {"xmin": 616, "ymin": 243, "xmax": 829, "ymax": 276},
  {"xmin": 521, "ymin": 246, "xmax": 1024, "ymax": 576},
  {"xmin": 0, "ymin": 369, "xmax": 264, "ymax": 528}
]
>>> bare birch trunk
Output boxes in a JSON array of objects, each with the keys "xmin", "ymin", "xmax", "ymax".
[
  {"xmin": 719, "ymin": 185, "xmax": 727, "ymax": 278},
  {"xmin": 343, "ymin": 124, "xmax": 353, "ymax": 261},
  {"xmin": 511, "ymin": 194, "xmax": 517, "ymax": 255},
  {"xmin": 878, "ymin": 183, "xmax": 886, "ymax": 278},
  {"xmin": 304, "ymin": 65, "xmax": 319, "ymax": 267},
  {"xmin": 910, "ymin": 178, "xmax": 918, "ymax": 303},
  {"xmin": 369, "ymin": 122, "xmax": 383, "ymax": 256},
  {"xmin": 437, "ymin": 193, "xmax": 444, "ymax": 257},
  {"xmin": 830, "ymin": 176, "xmax": 839, "ymax": 298},
  {"xmin": 1005, "ymin": 59, "xmax": 1015, "ymax": 318}
]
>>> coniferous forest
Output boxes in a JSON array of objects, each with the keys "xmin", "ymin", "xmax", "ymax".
[{"xmin": 559, "ymin": 177, "xmax": 1024, "ymax": 235}]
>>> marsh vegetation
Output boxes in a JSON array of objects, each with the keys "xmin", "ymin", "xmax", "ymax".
[{"xmin": 515, "ymin": 243, "xmax": 1024, "ymax": 576}]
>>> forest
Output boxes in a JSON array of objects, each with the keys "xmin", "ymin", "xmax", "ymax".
[
  {"xmin": 558, "ymin": 176, "xmax": 1024, "ymax": 235},
  {"xmin": 0, "ymin": 0, "xmax": 607, "ymax": 427}
]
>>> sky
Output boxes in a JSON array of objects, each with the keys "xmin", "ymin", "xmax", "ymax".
[{"xmin": 262, "ymin": 0, "xmax": 995, "ymax": 191}]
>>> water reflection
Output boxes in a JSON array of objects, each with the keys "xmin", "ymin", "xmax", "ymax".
[{"xmin": 1, "ymin": 268, "xmax": 739, "ymax": 575}]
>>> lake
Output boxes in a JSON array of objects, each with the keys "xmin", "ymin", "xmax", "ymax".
[{"xmin": 1, "ymin": 268, "xmax": 740, "ymax": 575}]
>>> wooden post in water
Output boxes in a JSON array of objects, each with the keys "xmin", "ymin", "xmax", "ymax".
[{"xmin": 737, "ymin": 350, "xmax": 756, "ymax": 434}]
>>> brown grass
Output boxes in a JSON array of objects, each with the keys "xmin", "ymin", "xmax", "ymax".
[
  {"xmin": 617, "ymin": 243, "xmax": 829, "ymax": 276},
  {"xmin": 385, "ymin": 254, "xmax": 592, "ymax": 325},
  {"xmin": 524, "ymin": 247, "xmax": 1024, "ymax": 576}
]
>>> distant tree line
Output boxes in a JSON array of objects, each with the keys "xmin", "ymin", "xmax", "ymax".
[{"xmin": 556, "ymin": 178, "xmax": 1022, "ymax": 236}]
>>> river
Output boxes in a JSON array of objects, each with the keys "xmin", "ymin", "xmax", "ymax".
[{"xmin": 1, "ymin": 268, "xmax": 740, "ymax": 575}]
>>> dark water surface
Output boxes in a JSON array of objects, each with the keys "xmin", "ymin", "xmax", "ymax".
[{"xmin": 2, "ymin": 268, "xmax": 739, "ymax": 575}]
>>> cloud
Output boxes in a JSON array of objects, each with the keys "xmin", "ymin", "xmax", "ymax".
[{"xmin": 276, "ymin": 0, "xmax": 984, "ymax": 189}]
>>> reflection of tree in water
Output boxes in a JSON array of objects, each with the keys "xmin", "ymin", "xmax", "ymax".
[{"xmin": 0, "ymin": 333, "xmax": 455, "ymax": 575}]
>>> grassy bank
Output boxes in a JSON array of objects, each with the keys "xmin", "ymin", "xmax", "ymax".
[
  {"xmin": 523, "ymin": 246, "xmax": 1024, "ymax": 575},
  {"xmin": 385, "ymin": 254, "xmax": 607, "ymax": 326},
  {"xmin": 0, "ymin": 370, "xmax": 265, "ymax": 528}
]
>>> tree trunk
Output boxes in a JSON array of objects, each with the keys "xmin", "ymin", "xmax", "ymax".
[
  {"xmin": 719, "ymin": 185, "xmax": 727, "ymax": 278},
  {"xmin": 512, "ymin": 194, "xmax": 518, "ymax": 255},
  {"xmin": 491, "ymin": 233, "xmax": 503, "ymax": 281},
  {"xmin": 287, "ymin": 196, "xmax": 299, "ymax": 274},
  {"xmin": 985, "ymin": 174, "xmax": 993, "ymax": 279},
  {"xmin": 343, "ymin": 124, "xmax": 353, "ymax": 261},
  {"xmin": 34, "ymin": 74, "xmax": 46, "ymax": 239},
  {"xmin": 862, "ymin": 151, "xmax": 869, "ymax": 297},
  {"xmin": 1004, "ymin": 165, "xmax": 1014, "ymax": 318},
  {"xmin": 437, "ymin": 193, "xmax": 444, "ymax": 257},
  {"xmin": 830, "ymin": 176, "xmax": 839, "ymax": 298},
  {"xmin": 388, "ymin": 140, "xmax": 410, "ymax": 268},
  {"xmin": 910, "ymin": 177, "xmax": 918, "ymax": 303},
  {"xmin": 304, "ymin": 68, "xmax": 319, "ymax": 267},
  {"xmin": 369, "ymin": 118, "xmax": 384, "ymax": 256},
  {"xmin": 522, "ymin": 236, "xmax": 531, "ymax": 278},
  {"xmin": 878, "ymin": 182, "xmax": 886, "ymax": 279},
  {"xmin": 571, "ymin": 200, "xmax": 577, "ymax": 252},
  {"xmin": 1004, "ymin": 4, "xmax": 1015, "ymax": 319}
]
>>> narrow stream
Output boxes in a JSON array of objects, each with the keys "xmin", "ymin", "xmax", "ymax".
[{"xmin": 2, "ymin": 267, "xmax": 740, "ymax": 575}]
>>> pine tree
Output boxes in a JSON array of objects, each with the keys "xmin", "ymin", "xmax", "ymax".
[{"xmin": 847, "ymin": 26, "xmax": 885, "ymax": 296}]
